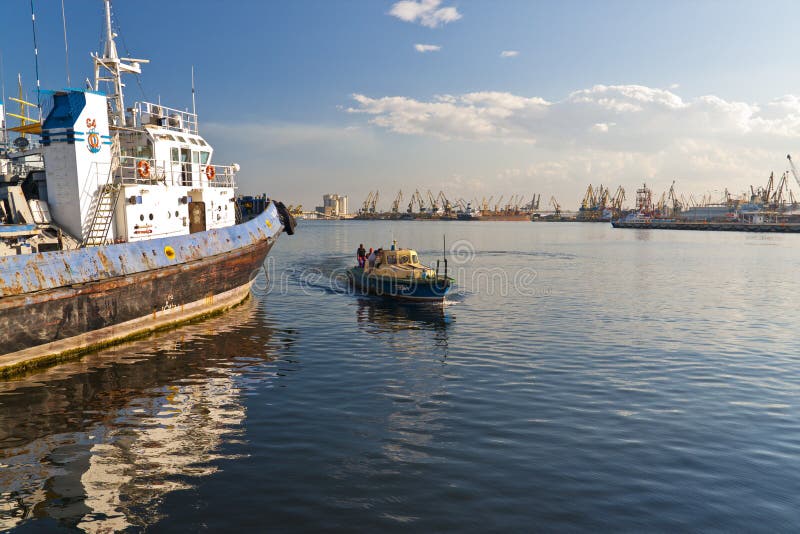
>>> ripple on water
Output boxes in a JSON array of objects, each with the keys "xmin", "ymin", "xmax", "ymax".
[{"xmin": 4, "ymin": 222, "xmax": 800, "ymax": 531}]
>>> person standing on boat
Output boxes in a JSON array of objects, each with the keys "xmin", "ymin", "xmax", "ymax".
[
  {"xmin": 357, "ymin": 244, "xmax": 366, "ymax": 268},
  {"xmin": 367, "ymin": 248, "xmax": 376, "ymax": 268}
]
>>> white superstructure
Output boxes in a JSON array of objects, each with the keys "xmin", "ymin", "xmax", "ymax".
[{"xmin": 38, "ymin": 0, "xmax": 238, "ymax": 246}]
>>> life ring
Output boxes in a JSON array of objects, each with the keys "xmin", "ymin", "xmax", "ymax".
[
  {"xmin": 205, "ymin": 165, "xmax": 216, "ymax": 181},
  {"xmin": 137, "ymin": 160, "xmax": 151, "ymax": 178}
]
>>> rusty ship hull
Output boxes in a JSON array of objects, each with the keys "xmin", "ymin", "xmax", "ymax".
[{"xmin": 0, "ymin": 205, "xmax": 284, "ymax": 377}]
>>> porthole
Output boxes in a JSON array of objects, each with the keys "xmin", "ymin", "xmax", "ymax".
[
  {"xmin": 139, "ymin": 214, "xmax": 144, "ymax": 221},
  {"xmin": 167, "ymin": 211, "xmax": 171, "ymax": 219},
  {"xmin": 149, "ymin": 213, "xmax": 154, "ymax": 220},
  {"xmin": 175, "ymin": 210, "xmax": 179, "ymax": 217}
]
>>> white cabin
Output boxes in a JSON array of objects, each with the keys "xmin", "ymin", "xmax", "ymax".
[{"xmin": 36, "ymin": 0, "xmax": 238, "ymax": 246}]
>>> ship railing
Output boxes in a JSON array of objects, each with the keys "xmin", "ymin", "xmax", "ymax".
[
  {"xmin": 131, "ymin": 102, "xmax": 198, "ymax": 135},
  {"xmin": 113, "ymin": 156, "xmax": 237, "ymax": 188},
  {"xmin": 203, "ymin": 164, "xmax": 236, "ymax": 187}
]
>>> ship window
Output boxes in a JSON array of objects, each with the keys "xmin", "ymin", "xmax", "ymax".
[
  {"xmin": 411, "ymin": 254, "xmax": 418, "ymax": 263},
  {"xmin": 199, "ymin": 151, "xmax": 210, "ymax": 164},
  {"xmin": 175, "ymin": 210, "xmax": 179, "ymax": 217},
  {"xmin": 171, "ymin": 148, "xmax": 179, "ymax": 162},
  {"xmin": 387, "ymin": 255, "xmax": 397, "ymax": 264},
  {"xmin": 136, "ymin": 142, "xmax": 153, "ymax": 159},
  {"xmin": 399, "ymin": 255, "xmax": 409, "ymax": 264},
  {"xmin": 149, "ymin": 213, "xmax": 154, "ymax": 220},
  {"xmin": 140, "ymin": 214, "xmax": 144, "ymax": 221},
  {"xmin": 189, "ymin": 138, "xmax": 199, "ymax": 145},
  {"xmin": 192, "ymin": 151, "xmax": 199, "ymax": 164},
  {"xmin": 176, "ymin": 135, "xmax": 187, "ymax": 143},
  {"xmin": 197, "ymin": 138, "xmax": 208, "ymax": 146}
]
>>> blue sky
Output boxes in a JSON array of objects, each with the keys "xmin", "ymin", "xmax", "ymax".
[{"xmin": 3, "ymin": 1, "xmax": 800, "ymax": 209}]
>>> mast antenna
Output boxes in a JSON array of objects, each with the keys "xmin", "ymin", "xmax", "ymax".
[
  {"xmin": 0, "ymin": 50, "xmax": 6, "ymax": 149},
  {"xmin": 29, "ymin": 0, "xmax": 41, "ymax": 108},
  {"xmin": 191, "ymin": 65, "xmax": 197, "ymax": 123},
  {"xmin": 61, "ymin": 0, "xmax": 71, "ymax": 86},
  {"xmin": 92, "ymin": 0, "xmax": 149, "ymax": 127}
]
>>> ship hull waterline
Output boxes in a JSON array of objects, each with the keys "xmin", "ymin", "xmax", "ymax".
[
  {"xmin": 347, "ymin": 267, "xmax": 452, "ymax": 302},
  {"xmin": 0, "ymin": 208, "xmax": 283, "ymax": 378}
]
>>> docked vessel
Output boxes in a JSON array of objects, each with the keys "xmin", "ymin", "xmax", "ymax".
[
  {"xmin": 347, "ymin": 245, "xmax": 452, "ymax": 301},
  {"xmin": 0, "ymin": 1, "xmax": 295, "ymax": 377},
  {"xmin": 456, "ymin": 202, "xmax": 481, "ymax": 220}
]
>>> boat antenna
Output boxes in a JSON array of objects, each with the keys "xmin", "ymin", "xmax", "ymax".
[
  {"xmin": 29, "ymin": 0, "xmax": 41, "ymax": 108},
  {"xmin": 0, "ymin": 50, "xmax": 6, "ymax": 149},
  {"xmin": 61, "ymin": 0, "xmax": 71, "ymax": 87},
  {"xmin": 92, "ymin": 0, "xmax": 148, "ymax": 127},
  {"xmin": 191, "ymin": 65, "xmax": 197, "ymax": 124}
]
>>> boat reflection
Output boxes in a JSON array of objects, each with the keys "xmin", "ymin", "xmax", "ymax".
[
  {"xmin": 355, "ymin": 297, "xmax": 452, "ymax": 334},
  {"xmin": 0, "ymin": 301, "xmax": 292, "ymax": 532}
]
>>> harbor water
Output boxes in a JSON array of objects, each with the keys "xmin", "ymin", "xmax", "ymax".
[{"xmin": 3, "ymin": 220, "xmax": 800, "ymax": 531}]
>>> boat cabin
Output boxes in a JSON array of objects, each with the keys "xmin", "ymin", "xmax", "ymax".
[{"xmin": 370, "ymin": 247, "xmax": 436, "ymax": 279}]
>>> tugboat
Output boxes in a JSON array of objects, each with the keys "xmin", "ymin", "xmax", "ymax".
[
  {"xmin": 348, "ymin": 244, "xmax": 453, "ymax": 302},
  {"xmin": 0, "ymin": 0, "xmax": 295, "ymax": 377}
]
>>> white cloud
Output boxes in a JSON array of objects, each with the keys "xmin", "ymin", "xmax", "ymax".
[
  {"xmin": 389, "ymin": 0, "xmax": 462, "ymax": 28},
  {"xmin": 414, "ymin": 43, "xmax": 441, "ymax": 53},
  {"xmin": 591, "ymin": 122, "xmax": 615, "ymax": 133},
  {"xmin": 500, "ymin": 50, "xmax": 519, "ymax": 58},
  {"xmin": 347, "ymin": 84, "xmax": 798, "ymax": 145},
  {"xmin": 345, "ymin": 84, "xmax": 800, "ymax": 203}
]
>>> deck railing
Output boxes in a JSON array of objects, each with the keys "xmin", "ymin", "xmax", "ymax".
[
  {"xmin": 131, "ymin": 102, "xmax": 198, "ymax": 134},
  {"xmin": 114, "ymin": 156, "xmax": 236, "ymax": 188}
]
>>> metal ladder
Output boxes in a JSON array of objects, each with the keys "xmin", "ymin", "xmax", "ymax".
[{"xmin": 82, "ymin": 135, "xmax": 122, "ymax": 247}]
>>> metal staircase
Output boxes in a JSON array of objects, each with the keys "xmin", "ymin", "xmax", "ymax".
[{"xmin": 82, "ymin": 135, "xmax": 122, "ymax": 247}]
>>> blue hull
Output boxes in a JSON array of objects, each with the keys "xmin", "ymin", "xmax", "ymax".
[{"xmin": 347, "ymin": 267, "xmax": 452, "ymax": 301}]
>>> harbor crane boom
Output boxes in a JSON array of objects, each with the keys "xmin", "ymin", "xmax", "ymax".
[
  {"xmin": 787, "ymin": 155, "xmax": 800, "ymax": 191},
  {"xmin": 391, "ymin": 190, "xmax": 403, "ymax": 214}
]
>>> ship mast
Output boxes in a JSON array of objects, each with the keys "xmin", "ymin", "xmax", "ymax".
[{"xmin": 92, "ymin": 0, "xmax": 148, "ymax": 127}]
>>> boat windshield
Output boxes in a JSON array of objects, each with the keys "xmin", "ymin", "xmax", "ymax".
[{"xmin": 398, "ymin": 254, "xmax": 410, "ymax": 264}]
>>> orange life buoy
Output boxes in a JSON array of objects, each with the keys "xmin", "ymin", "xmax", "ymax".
[
  {"xmin": 205, "ymin": 165, "xmax": 216, "ymax": 181},
  {"xmin": 137, "ymin": 160, "xmax": 151, "ymax": 178}
]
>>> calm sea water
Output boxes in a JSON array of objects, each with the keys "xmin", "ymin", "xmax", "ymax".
[{"xmin": 3, "ymin": 220, "xmax": 800, "ymax": 532}]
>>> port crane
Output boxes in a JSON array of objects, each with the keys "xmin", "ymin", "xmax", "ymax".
[
  {"xmin": 424, "ymin": 190, "xmax": 440, "ymax": 214},
  {"xmin": 361, "ymin": 191, "xmax": 378, "ymax": 214},
  {"xmin": 549, "ymin": 196, "xmax": 561, "ymax": 217},
  {"xmin": 494, "ymin": 195, "xmax": 504, "ymax": 213},
  {"xmin": 410, "ymin": 189, "xmax": 425, "ymax": 213},
  {"xmin": 437, "ymin": 191, "xmax": 454, "ymax": 215},
  {"xmin": 527, "ymin": 194, "xmax": 541, "ymax": 212},
  {"xmin": 787, "ymin": 155, "xmax": 800, "ymax": 192},
  {"xmin": 391, "ymin": 190, "xmax": 403, "ymax": 214},
  {"xmin": 667, "ymin": 181, "xmax": 681, "ymax": 216},
  {"xmin": 610, "ymin": 186, "xmax": 625, "ymax": 214}
]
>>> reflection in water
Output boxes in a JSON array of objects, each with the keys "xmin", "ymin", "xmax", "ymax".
[
  {"xmin": 355, "ymin": 298, "xmax": 452, "ymax": 335},
  {"xmin": 351, "ymin": 297, "xmax": 451, "ymax": 474},
  {"xmin": 0, "ymin": 301, "xmax": 293, "ymax": 532}
]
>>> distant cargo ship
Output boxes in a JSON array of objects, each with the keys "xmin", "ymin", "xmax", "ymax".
[{"xmin": 0, "ymin": 1, "xmax": 295, "ymax": 377}]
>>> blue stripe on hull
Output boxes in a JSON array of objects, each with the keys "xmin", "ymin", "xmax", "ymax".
[
  {"xmin": 0, "ymin": 204, "xmax": 284, "ymax": 297},
  {"xmin": 348, "ymin": 268, "xmax": 451, "ymax": 301}
]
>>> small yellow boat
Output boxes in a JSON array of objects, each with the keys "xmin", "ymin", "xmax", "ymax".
[{"xmin": 348, "ymin": 246, "xmax": 453, "ymax": 301}]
